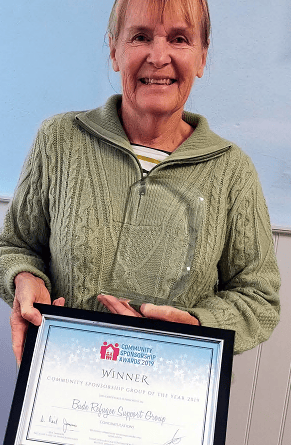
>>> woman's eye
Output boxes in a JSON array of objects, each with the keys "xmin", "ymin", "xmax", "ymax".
[
  {"xmin": 173, "ymin": 36, "xmax": 188, "ymax": 44},
  {"xmin": 133, "ymin": 34, "xmax": 148, "ymax": 42}
]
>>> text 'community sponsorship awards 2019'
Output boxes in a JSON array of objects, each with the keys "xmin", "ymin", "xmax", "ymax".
[{"xmin": 4, "ymin": 305, "xmax": 234, "ymax": 445}]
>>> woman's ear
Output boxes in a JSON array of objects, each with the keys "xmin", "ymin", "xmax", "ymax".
[
  {"xmin": 197, "ymin": 47, "xmax": 208, "ymax": 79},
  {"xmin": 109, "ymin": 35, "xmax": 120, "ymax": 72}
]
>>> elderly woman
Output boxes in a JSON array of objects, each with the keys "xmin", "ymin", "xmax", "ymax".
[{"xmin": 0, "ymin": 0, "xmax": 280, "ymax": 365}]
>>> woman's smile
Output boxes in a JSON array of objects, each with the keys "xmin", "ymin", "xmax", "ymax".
[{"xmin": 139, "ymin": 78, "xmax": 177, "ymax": 85}]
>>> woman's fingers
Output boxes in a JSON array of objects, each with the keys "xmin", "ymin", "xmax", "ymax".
[
  {"xmin": 97, "ymin": 294, "xmax": 200, "ymax": 326},
  {"xmin": 52, "ymin": 297, "xmax": 66, "ymax": 306},
  {"xmin": 140, "ymin": 304, "xmax": 200, "ymax": 325},
  {"xmin": 98, "ymin": 294, "xmax": 120, "ymax": 314},
  {"xmin": 10, "ymin": 297, "xmax": 29, "ymax": 366},
  {"xmin": 11, "ymin": 295, "xmax": 65, "ymax": 366},
  {"xmin": 118, "ymin": 299, "xmax": 142, "ymax": 317},
  {"xmin": 14, "ymin": 272, "xmax": 51, "ymax": 326},
  {"xmin": 97, "ymin": 296, "xmax": 199, "ymax": 324},
  {"xmin": 97, "ymin": 294, "xmax": 142, "ymax": 317},
  {"xmin": 12, "ymin": 272, "xmax": 52, "ymax": 364}
]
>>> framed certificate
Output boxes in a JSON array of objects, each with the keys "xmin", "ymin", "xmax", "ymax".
[{"xmin": 4, "ymin": 303, "xmax": 234, "ymax": 445}]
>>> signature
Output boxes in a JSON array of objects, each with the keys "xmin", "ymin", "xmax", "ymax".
[
  {"xmin": 63, "ymin": 418, "xmax": 78, "ymax": 433},
  {"xmin": 163, "ymin": 429, "xmax": 184, "ymax": 445},
  {"xmin": 41, "ymin": 415, "xmax": 58, "ymax": 425}
]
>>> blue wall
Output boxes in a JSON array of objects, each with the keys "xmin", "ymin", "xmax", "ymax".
[{"xmin": 1, "ymin": 0, "xmax": 290, "ymax": 226}]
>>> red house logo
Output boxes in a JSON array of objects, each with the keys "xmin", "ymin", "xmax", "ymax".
[{"xmin": 100, "ymin": 342, "xmax": 120, "ymax": 361}]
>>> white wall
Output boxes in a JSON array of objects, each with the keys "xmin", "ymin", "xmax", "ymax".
[
  {"xmin": 226, "ymin": 230, "xmax": 291, "ymax": 445},
  {"xmin": 0, "ymin": 299, "xmax": 15, "ymax": 444}
]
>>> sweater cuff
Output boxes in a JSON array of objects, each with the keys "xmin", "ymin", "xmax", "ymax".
[
  {"xmin": 4, "ymin": 265, "xmax": 52, "ymax": 304},
  {"xmin": 188, "ymin": 307, "xmax": 220, "ymax": 329}
]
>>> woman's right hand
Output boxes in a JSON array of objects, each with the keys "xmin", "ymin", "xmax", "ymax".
[{"xmin": 11, "ymin": 272, "xmax": 65, "ymax": 365}]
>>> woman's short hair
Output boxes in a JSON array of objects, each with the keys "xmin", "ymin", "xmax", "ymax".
[{"xmin": 108, "ymin": 0, "xmax": 210, "ymax": 49}]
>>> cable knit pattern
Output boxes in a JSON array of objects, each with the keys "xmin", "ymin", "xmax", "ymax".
[{"xmin": 0, "ymin": 95, "xmax": 280, "ymax": 354}]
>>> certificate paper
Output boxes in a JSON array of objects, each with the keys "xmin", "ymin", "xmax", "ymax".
[{"xmin": 5, "ymin": 305, "xmax": 234, "ymax": 445}]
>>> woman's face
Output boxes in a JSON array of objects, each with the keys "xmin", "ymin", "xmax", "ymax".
[{"xmin": 110, "ymin": 0, "xmax": 207, "ymax": 118}]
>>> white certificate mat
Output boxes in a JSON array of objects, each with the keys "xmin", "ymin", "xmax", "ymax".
[{"xmin": 5, "ymin": 305, "xmax": 234, "ymax": 445}]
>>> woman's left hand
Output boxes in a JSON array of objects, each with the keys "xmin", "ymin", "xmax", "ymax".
[
  {"xmin": 97, "ymin": 294, "xmax": 200, "ymax": 325},
  {"xmin": 97, "ymin": 294, "xmax": 142, "ymax": 317}
]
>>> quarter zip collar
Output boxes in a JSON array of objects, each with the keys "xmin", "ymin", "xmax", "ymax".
[{"xmin": 75, "ymin": 94, "xmax": 232, "ymax": 163}]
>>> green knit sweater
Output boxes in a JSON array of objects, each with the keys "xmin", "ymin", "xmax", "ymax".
[{"xmin": 0, "ymin": 95, "xmax": 280, "ymax": 354}]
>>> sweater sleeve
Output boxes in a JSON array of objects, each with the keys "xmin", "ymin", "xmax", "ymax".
[
  {"xmin": 0, "ymin": 125, "xmax": 52, "ymax": 307},
  {"xmin": 183, "ymin": 170, "xmax": 280, "ymax": 354}
]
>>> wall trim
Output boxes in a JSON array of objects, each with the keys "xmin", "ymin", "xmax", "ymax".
[
  {"xmin": 1, "ymin": 196, "xmax": 291, "ymax": 235},
  {"xmin": 272, "ymin": 226, "xmax": 291, "ymax": 236},
  {"xmin": 0, "ymin": 196, "xmax": 11, "ymax": 203}
]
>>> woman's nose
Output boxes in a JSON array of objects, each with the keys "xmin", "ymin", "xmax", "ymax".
[{"xmin": 146, "ymin": 38, "xmax": 171, "ymax": 68}]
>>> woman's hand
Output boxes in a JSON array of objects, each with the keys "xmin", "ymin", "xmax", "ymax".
[
  {"xmin": 97, "ymin": 294, "xmax": 200, "ymax": 325},
  {"xmin": 11, "ymin": 272, "xmax": 65, "ymax": 365},
  {"xmin": 140, "ymin": 303, "xmax": 200, "ymax": 325},
  {"xmin": 97, "ymin": 294, "xmax": 142, "ymax": 317}
]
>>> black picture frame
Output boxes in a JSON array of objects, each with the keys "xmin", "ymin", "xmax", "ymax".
[{"xmin": 4, "ymin": 303, "xmax": 234, "ymax": 445}]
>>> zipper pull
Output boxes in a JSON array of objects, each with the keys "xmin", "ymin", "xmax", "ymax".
[{"xmin": 139, "ymin": 179, "xmax": 146, "ymax": 196}]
